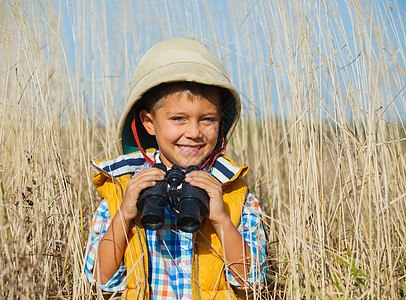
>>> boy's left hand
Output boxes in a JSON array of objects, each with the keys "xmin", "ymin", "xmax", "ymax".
[{"xmin": 184, "ymin": 170, "xmax": 227, "ymax": 225}]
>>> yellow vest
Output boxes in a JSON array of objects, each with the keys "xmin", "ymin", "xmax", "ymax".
[{"xmin": 92, "ymin": 154, "xmax": 249, "ymax": 299}]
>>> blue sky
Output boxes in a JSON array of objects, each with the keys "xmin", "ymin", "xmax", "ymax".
[{"xmin": 54, "ymin": 0, "xmax": 405, "ymax": 123}]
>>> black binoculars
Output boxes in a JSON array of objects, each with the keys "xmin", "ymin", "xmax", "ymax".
[{"xmin": 136, "ymin": 163, "xmax": 209, "ymax": 233}]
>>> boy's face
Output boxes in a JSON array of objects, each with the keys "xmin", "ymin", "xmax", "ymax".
[{"xmin": 140, "ymin": 90, "xmax": 221, "ymax": 169}]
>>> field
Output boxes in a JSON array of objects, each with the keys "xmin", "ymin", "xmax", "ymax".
[{"xmin": 1, "ymin": 0, "xmax": 405, "ymax": 299}]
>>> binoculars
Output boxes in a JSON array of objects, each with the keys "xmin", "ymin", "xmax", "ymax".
[{"xmin": 136, "ymin": 163, "xmax": 210, "ymax": 233}]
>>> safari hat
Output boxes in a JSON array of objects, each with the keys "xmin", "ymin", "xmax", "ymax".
[{"xmin": 118, "ymin": 37, "xmax": 241, "ymax": 155}]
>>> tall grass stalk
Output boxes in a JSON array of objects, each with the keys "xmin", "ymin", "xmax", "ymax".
[{"xmin": 0, "ymin": 0, "xmax": 405, "ymax": 298}]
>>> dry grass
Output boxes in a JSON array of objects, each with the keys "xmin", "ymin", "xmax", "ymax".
[{"xmin": 1, "ymin": 0, "xmax": 405, "ymax": 299}]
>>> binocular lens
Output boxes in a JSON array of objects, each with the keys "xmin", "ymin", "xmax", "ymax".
[
  {"xmin": 177, "ymin": 198, "xmax": 202, "ymax": 233},
  {"xmin": 140, "ymin": 195, "xmax": 166, "ymax": 230}
]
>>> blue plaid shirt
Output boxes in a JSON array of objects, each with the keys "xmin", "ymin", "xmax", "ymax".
[{"xmin": 85, "ymin": 152, "xmax": 267, "ymax": 298}]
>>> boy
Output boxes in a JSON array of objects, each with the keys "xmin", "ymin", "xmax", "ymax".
[{"xmin": 85, "ymin": 37, "xmax": 267, "ymax": 299}]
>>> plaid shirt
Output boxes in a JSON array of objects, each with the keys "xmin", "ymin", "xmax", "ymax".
[{"xmin": 85, "ymin": 152, "xmax": 267, "ymax": 299}]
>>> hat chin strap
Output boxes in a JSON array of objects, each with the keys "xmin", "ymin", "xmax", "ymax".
[
  {"xmin": 131, "ymin": 113, "xmax": 226, "ymax": 171},
  {"xmin": 131, "ymin": 111, "xmax": 155, "ymax": 166},
  {"xmin": 200, "ymin": 139, "xmax": 226, "ymax": 171},
  {"xmin": 200, "ymin": 115, "xmax": 226, "ymax": 171}
]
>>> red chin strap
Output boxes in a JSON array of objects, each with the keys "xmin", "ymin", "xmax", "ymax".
[
  {"xmin": 131, "ymin": 111, "xmax": 155, "ymax": 166},
  {"xmin": 200, "ymin": 138, "xmax": 226, "ymax": 172},
  {"xmin": 200, "ymin": 115, "xmax": 226, "ymax": 172}
]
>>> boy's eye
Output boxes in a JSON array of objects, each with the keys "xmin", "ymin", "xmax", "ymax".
[
  {"xmin": 171, "ymin": 117, "xmax": 184, "ymax": 121},
  {"xmin": 202, "ymin": 117, "xmax": 217, "ymax": 123}
]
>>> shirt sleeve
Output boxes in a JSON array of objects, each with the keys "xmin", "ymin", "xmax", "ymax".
[
  {"xmin": 84, "ymin": 201, "xmax": 126, "ymax": 292},
  {"xmin": 225, "ymin": 191, "xmax": 268, "ymax": 290}
]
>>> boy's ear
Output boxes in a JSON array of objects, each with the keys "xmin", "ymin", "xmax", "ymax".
[{"xmin": 139, "ymin": 110, "xmax": 156, "ymax": 136}]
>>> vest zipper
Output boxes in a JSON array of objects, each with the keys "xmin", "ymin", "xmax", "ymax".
[
  {"xmin": 134, "ymin": 224, "xmax": 146, "ymax": 299},
  {"xmin": 194, "ymin": 234, "xmax": 202, "ymax": 300}
]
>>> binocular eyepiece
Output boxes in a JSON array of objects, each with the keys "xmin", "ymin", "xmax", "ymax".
[{"xmin": 136, "ymin": 163, "xmax": 209, "ymax": 233}]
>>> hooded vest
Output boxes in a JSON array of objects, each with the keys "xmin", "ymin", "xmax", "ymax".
[{"xmin": 91, "ymin": 151, "xmax": 250, "ymax": 299}]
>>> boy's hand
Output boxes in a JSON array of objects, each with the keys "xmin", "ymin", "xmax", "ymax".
[
  {"xmin": 121, "ymin": 168, "xmax": 166, "ymax": 224},
  {"xmin": 184, "ymin": 170, "xmax": 227, "ymax": 225}
]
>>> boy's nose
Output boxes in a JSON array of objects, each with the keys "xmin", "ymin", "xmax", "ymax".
[{"xmin": 185, "ymin": 122, "xmax": 202, "ymax": 139}]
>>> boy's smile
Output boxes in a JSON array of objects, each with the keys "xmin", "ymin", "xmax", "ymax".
[{"xmin": 140, "ymin": 90, "xmax": 221, "ymax": 169}]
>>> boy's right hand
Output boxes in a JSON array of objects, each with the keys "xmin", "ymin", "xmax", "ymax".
[{"xmin": 120, "ymin": 168, "xmax": 166, "ymax": 224}]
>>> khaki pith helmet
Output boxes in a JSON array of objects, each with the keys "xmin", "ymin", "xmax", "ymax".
[{"xmin": 118, "ymin": 37, "xmax": 241, "ymax": 155}]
